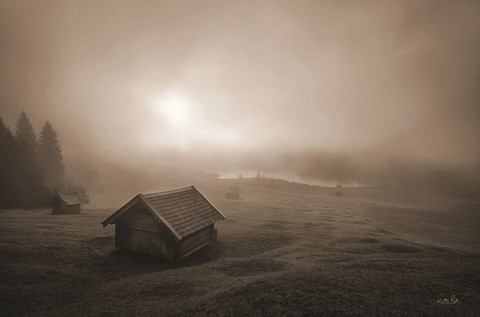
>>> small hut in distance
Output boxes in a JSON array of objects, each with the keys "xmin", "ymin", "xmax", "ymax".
[
  {"xmin": 225, "ymin": 192, "xmax": 239, "ymax": 199},
  {"xmin": 334, "ymin": 185, "xmax": 343, "ymax": 197},
  {"xmin": 225, "ymin": 185, "xmax": 240, "ymax": 199},
  {"xmin": 52, "ymin": 192, "xmax": 82, "ymax": 215}
]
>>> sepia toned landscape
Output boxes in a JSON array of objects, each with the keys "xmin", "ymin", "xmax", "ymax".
[{"xmin": 1, "ymin": 0, "xmax": 480, "ymax": 316}]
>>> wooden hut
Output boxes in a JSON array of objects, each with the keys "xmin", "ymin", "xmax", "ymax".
[
  {"xmin": 52, "ymin": 192, "xmax": 82, "ymax": 215},
  {"xmin": 224, "ymin": 192, "xmax": 239, "ymax": 199},
  {"xmin": 101, "ymin": 186, "xmax": 225, "ymax": 261}
]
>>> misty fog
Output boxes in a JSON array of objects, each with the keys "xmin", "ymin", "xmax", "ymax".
[{"xmin": 1, "ymin": 0, "xmax": 479, "ymax": 192}]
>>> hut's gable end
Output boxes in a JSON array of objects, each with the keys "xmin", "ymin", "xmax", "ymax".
[
  {"xmin": 113, "ymin": 202, "xmax": 176, "ymax": 260},
  {"xmin": 115, "ymin": 203, "xmax": 164, "ymax": 233},
  {"xmin": 52, "ymin": 192, "xmax": 81, "ymax": 215}
]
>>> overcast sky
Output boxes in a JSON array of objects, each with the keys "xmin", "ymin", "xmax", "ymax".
[{"xmin": 1, "ymin": 0, "xmax": 479, "ymax": 178}]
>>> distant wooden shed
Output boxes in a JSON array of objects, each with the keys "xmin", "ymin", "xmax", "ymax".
[
  {"xmin": 52, "ymin": 192, "xmax": 82, "ymax": 215},
  {"xmin": 224, "ymin": 192, "xmax": 239, "ymax": 199},
  {"xmin": 102, "ymin": 186, "xmax": 225, "ymax": 261}
]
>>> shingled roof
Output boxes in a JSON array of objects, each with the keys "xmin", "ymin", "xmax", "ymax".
[
  {"xmin": 101, "ymin": 186, "xmax": 225, "ymax": 240},
  {"xmin": 56, "ymin": 192, "xmax": 82, "ymax": 205}
]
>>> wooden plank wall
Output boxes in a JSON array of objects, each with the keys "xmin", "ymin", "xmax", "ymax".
[
  {"xmin": 52, "ymin": 203, "xmax": 80, "ymax": 214},
  {"xmin": 65, "ymin": 204, "xmax": 80, "ymax": 214},
  {"xmin": 115, "ymin": 204, "xmax": 175, "ymax": 261},
  {"xmin": 178, "ymin": 224, "xmax": 214, "ymax": 259},
  {"xmin": 116, "ymin": 225, "xmax": 174, "ymax": 261}
]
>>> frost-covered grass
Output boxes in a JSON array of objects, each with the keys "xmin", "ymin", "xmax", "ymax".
[{"xmin": 1, "ymin": 179, "xmax": 479, "ymax": 316}]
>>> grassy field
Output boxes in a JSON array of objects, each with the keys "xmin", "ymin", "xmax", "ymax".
[{"xmin": 1, "ymin": 179, "xmax": 479, "ymax": 316}]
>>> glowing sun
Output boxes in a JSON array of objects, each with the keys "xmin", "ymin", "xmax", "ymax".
[{"xmin": 155, "ymin": 93, "xmax": 191, "ymax": 128}]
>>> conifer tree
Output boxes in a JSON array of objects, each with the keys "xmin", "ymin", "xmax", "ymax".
[
  {"xmin": 14, "ymin": 112, "xmax": 46, "ymax": 208},
  {"xmin": 16, "ymin": 111, "xmax": 37, "ymax": 150},
  {"xmin": 38, "ymin": 121, "xmax": 65, "ymax": 190},
  {"xmin": 0, "ymin": 118, "xmax": 17, "ymax": 208}
]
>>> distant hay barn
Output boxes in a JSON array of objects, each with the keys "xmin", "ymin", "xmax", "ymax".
[
  {"xmin": 102, "ymin": 186, "xmax": 225, "ymax": 261},
  {"xmin": 52, "ymin": 192, "xmax": 82, "ymax": 215},
  {"xmin": 224, "ymin": 192, "xmax": 239, "ymax": 199}
]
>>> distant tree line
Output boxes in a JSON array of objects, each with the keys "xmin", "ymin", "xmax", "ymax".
[{"xmin": 0, "ymin": 112, "xmax": 87, "ymax": 209}]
